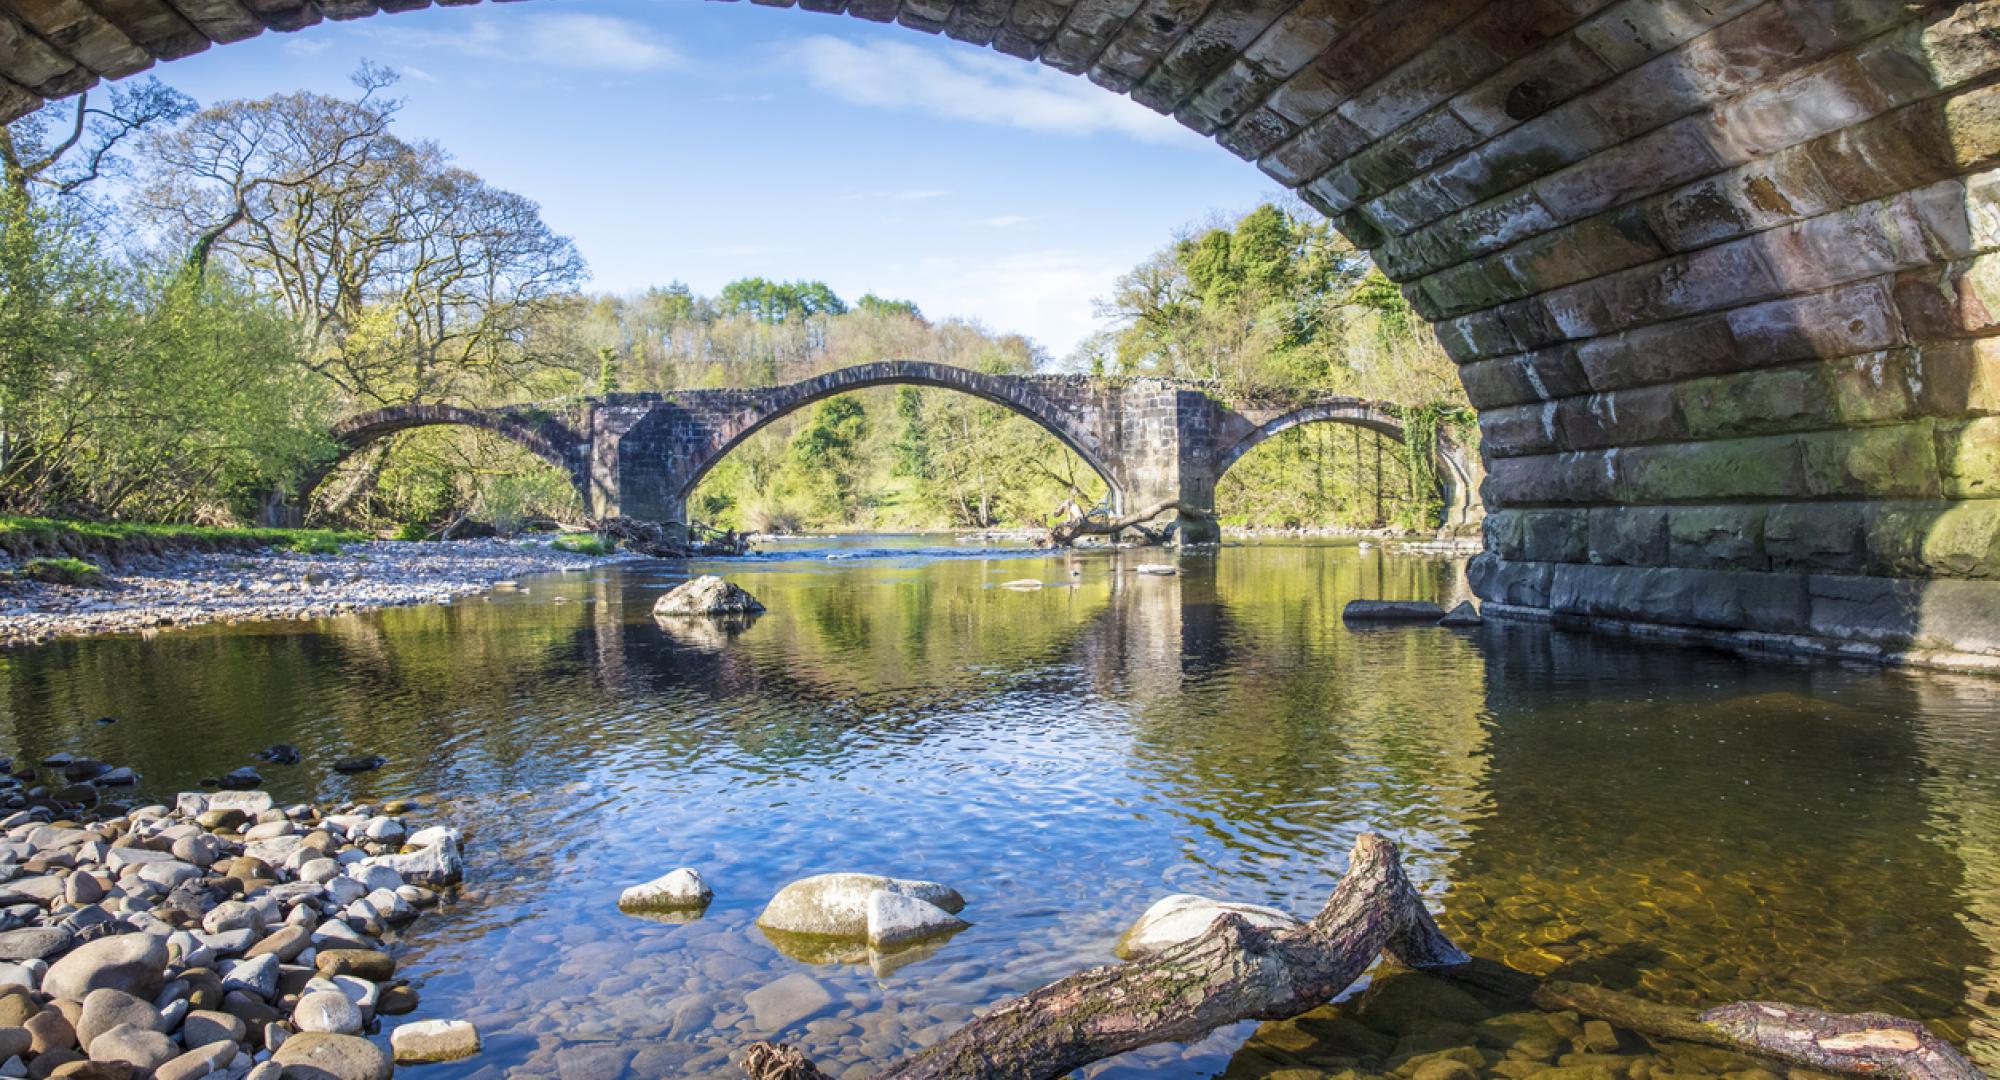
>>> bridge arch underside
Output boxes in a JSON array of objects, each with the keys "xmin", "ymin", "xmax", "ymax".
[
  {"xmin": 612, "ymin": 363, "xmax": 1124, "ymax": 524},
  {"xmin": 22, "ymin": 1, "xmax": 2000, "ymax": 662},
  {"xmin": 272, "ymin": 406, "xmax": 587, "ymax": 526},
  {"xmin": 1214, "ymin": 403, "xmax": 1478, "ymax": 529}
]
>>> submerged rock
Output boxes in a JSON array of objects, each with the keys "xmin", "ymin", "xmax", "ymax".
[
  {"xmin": 618, "ymin": 868, "xmax": 712, "ymax": 913},
  {"xmin": 758, "ymin": 873, "xmax": 964, "ymax": 939},
  {"xmin": 653, "ymin": 576, "xmax": 765, "ymax": 616},
  {"xmin": 332, "ymin": 755, "xmax": 386, "ymax": 774},
  {"xmin": 1438, "ymin": 601, "xmax": 1483, "ymax": 627},
  {"xmin": 272, "ymin": 1032, "xmax": 392, "ymax": 1080},
  {"xmin": 743, "ymin": 973, "xmax": 831, "ymax": 1032},
  {"xmin": 1341, "ymin": 600, "xmax": 1447, "ymax": 622},
  {"xmin": 1134, "ymin": 563, "xmax": 1176, "ymax": 576},
  {"xmin": 1114, "ymin": 894, "xmax": 1303, "ymax": 960}
]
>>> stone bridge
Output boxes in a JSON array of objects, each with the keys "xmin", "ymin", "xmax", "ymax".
[
  {"xmin": 13, "ymin": 0, "xmax": 2000, "ymax": 660},
  {"xmin": 265, "ymin": 362, "xmax": 1480, "ymax": 542}
]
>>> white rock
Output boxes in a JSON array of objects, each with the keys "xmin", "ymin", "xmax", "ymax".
[
  {"xmin": 1134, "ymin": 563, "xmax": 1176, "ymax": 576},
  {"xmin": 757, "ymin": 873, "xmax": 965, "ymax": 939},
  {"xmin": 344, "ymin": 864, "xmax": 401, "ymax": 893},
  {"xmin": 1114, "ymin": 894, "xmax": 1303, "ymax": 960},
  {"xmin": 390, "ymin": 1020, "xmax": 480, "ymax": 1064},
  {"xmin": 221, "ymin": 954, "xmax": 280, "ymax": 999},
  {"xmin": 363, "ymin": 843, "xmax": 461, "ymax": 887},
  {"xmin": 617, "ymin": 868, "xmax": 712, "ymax": 912},
  {"xmin": 865, "ymin": 889, "xmax": 968, "ymax": 949},
  {"xmin": 403, "ymin": 826, "xmax": 460, "ymax": 850},
  {"xmin": 293, "ymin": 990, "xmax": 363, "ymax": 1035}
]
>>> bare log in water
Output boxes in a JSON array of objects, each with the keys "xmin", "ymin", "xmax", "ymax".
[
  {"xmin": 740, "ymin": 834, "xmax": 1988, "ymax": 1080},
  {"xmin": 1045, "ymin": 499, "xmax": 1202, "ymax": 547}
]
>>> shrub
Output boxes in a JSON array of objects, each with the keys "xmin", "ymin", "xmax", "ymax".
[
  {"xmin": 393, "ymin": 522, "xmax": 430, "ymax": 542},
  {"xmin": 552, "ymin": 534, "xmax": 614, "ymax": 556},
  {"xmin": 19, "ymin": 557, "xmax": 105, "ymax": 587}
]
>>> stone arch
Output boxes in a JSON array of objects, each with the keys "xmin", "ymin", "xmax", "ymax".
[
  {"xmin": 1213, "ymin": 401, "xmax": 1478, "ymax": 529},
  {"xmin": 672, "ymin": 360, "xmax": 1124, "ymax": 506},
  {"xmin": 266, "ymin": 403, "xmax": 587, "ymax": 525},
  {"xmin": 9, "ymin": 2, "xmax": 2000, "ymax": 660}
]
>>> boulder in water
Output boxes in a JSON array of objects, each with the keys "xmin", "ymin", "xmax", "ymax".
[
  {"xmin": 1114, "ymin": 894, "xmax": 1302, "ymax": 960},
  {"xmin": 865, "ymin": 889, "xmax": 968, "ymax": 949},
  {"xmin": 618, "ymin": 868, "xmax": 712, "ymax": 913},
  {"xmin": 653, "ymin": 576, "xmax": 765, "ymax": 616},
  {"xmin": 758, "ymin": 873, "xmax": 963, "ymax": 939}
]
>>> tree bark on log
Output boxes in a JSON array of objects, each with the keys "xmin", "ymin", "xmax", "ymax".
[{"xmin": 740, "ymin": 834, "xmax": 1988, "ymax": 1080}]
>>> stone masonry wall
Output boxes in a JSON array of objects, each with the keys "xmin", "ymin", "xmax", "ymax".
[{"xmin": 9, "ymin": 0, "xmax": 1998, "ymax": 658}]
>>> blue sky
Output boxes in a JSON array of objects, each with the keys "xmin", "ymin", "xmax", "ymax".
[{"xmin": 146, "ymin": 0, "xmax": 1279, "ymax": 359}]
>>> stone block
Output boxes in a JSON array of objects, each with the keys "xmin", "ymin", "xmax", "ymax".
[
  {"xmin": 1521, "ymin": 508, "xmax": 1589, "ymax": 563},
  {"xmin": 1707, "ymin": 55, "xmax": 1890, "ymax": 165},
  {"xmin": 1485, "ymin": 450, "xmax": 1618, "ymax": 506},
  {"xmin": 1450, "ymin": 35, "xmax": 1612, "ymax": 138},
  {"xmin": 1804, "ymin": 574, "xmax": 2000, "ymax": 655},
  {"xmin": 1555, "ymin": 384, "xmax": 1683, "ymax": 448},
  {"xmin": 1546, "ymin": 561, "xmax": 1812, "ymax": 633},
  {"xmin": 1863, "ymin": 499, "xmax": 2000, "ymax": 579},
  {"xmin": 1587, "ymin": 505, "xmax": 1669, "ymax": 566},
  {"xmin": 1458, "ymin": 355, "xmax": 1543, "ymax": 409},
  {"xmin": 1667, "ymin": 504, "xmax": 1768, "ymax": 571},
  {"xmin": 1430, "ymin": 100, "xmax": 1613, "ymax": 208},
  {"xmin": 1677, "ymin": 367, "xmax": 1833, "ymax": 439},
  {"xmin": 1935, "ymin": 416, "xmax": 2000, "ymax": 499},
  {"xmin": 1915, "ymin": 337, "xmax": 2000, "ymax": 417},
  {"xmin": 1620, "ymin": 433, "xmax": 1806, "ymax": 502},
  {"xmin": 1893, "ymin": 257, "xmax": 2000, "ymax": 340},
  {"xmin": 1572, "ymin": 0, "xmax": 1760, "ymax": 72},
  {"xmin": 1479, "ymin": 402, "xmax": 1559, "ymax": 456},
  {"xmin": 1575, "ymin": 313, "xmax": 1738, "ymax": 391},
  {"xmin": 1798, "ymin": 422, "xmax": 1941, "ymax": 498},
  {"xmin": 1723, "ymin": 279, "xmax": 1902, "ymax": 367},
  {"xmin": 1766, "ymin": 501, "xmax": 1869, "ymax": 573},
  {"xmin": 1467, "ymin": 552, "xmax": 1554, "ymax": 607},
  {"xmin": 1826, "ymin": 349, "xmax": 1920, "ymax": 424},
  {"xmin": 1534, "ymin": 117, "xmax": 1722, "ymax": 225}
]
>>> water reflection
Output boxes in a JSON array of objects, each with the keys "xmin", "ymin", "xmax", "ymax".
[{"xmin": 0, "ymin": 538, "xmax": 1993, "ymax": 1079}]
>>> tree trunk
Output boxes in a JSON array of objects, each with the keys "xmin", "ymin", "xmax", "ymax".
[
  {"xmin": 742, "ymin": 835, "xmax": 1988, "ymax": 1080},
  {"xmin": 1046, "ymin": 499, "xmax": 1198, "ymax": 547},
  {"xmin": 745, "ymin": 833, "xmax": 1468, "ymax": 1080}
]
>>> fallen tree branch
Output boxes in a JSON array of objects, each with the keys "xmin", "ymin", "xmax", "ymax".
[
  {"xmin": 745, "ymin": 833, "xmax": 1468, "ymax": 1080},
  {"xmin": 1046, "ymin": 499, "xmax": 1205, "ymax": 547},
  {"xmin": 742, "ymin": 835, "xmax": 1988, "ymax": 1080}
]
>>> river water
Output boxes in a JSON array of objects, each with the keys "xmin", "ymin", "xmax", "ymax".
[{"xmin": 0, "ymin": 537, "xmax": 1995, "ymax": 1079}]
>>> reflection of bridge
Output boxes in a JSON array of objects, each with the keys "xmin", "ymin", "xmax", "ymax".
[{"xmin": 264, "ymin": 361, "xmax": 1483, "ymax": 540}]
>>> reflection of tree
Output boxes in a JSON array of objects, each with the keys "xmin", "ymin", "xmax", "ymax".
[{"xmin": 1107, "ymin": 547, "xmax": 1490, "ymax": 913}]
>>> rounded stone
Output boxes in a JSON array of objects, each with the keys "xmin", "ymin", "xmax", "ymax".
[
  {"xmin": 311, "ymin": 951, "xmax": 391, "ymax": 982},
  {"xmin": 180, "ymin": 1010, "xmax": 245, "ymax": 1050},
  {"xmin": 270, "ymin": 1032, "xmax": 392, "ymax": 1080},
  {"xmin": 291, "ymin": 992, "xmax": 361, "ymax": 1036},
  {"xmin": 756, "ymin": 874, "xmax": 964, "ymax": 939},
  {"xmin": 43, "ymin": 935, "xmax": 169, "ymax": 1003},
  {"xmin": 75, "ymin": 990, "xmax": 159, "ymax": 1053},
  {"xmin": 389, "ymin": 1019, "xmax": 480, "ymax": 1064},
  {"xmin": 617, "ymin": 868, "xmax": 712, "ymax": 912},
  {"xmin": 1114, "ymin": 894, "xmax": 1302, "ymax": 960},
  {"xmin": 85, "ymin": 1024, "xmax": 176, "ymax": 1074}
]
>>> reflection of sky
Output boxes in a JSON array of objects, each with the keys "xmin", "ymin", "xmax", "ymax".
[{"xmin": 2, "ymin": 540, "xmax": 1997, "ymax": 1075}]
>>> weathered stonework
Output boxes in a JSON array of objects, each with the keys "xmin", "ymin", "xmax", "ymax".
[
  {"xmin": 269, "ymin": 361, "xmax": 1479, "ymax": 541},
  {"xmin": 11, "ymin": 0, "xmax": 2000, "ymax": 659}
]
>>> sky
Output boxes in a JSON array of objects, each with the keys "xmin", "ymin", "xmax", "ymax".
[{"xmin": 143, "ymin": 0, "xmax": 1280, "ymax": 360}]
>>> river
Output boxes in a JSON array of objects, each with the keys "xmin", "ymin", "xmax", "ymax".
[{"xmin": 0, "ymin": 536, "xmax": 1994, "ymax": 1079}]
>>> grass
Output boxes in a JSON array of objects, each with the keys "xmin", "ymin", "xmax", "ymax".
[
  {"xmin": 0, "ymin": 516, "xmax": 367, "ymax": 558},
  {"xmin": 16, "ymin": 557, "xmax": 106, "ymax": 587},
  {"xmin": 552, "ymin": 533, "xmax": 616, "ymax": 556}
]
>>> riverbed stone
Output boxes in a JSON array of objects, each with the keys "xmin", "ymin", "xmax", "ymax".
[
  {"xmin": 75, "ymin": 992, "xmax": 158, "ymax": 1053},
  {"xmin": 270, "ymin": 1032, "xmax": 391, "ymax": 1080},
  {"xmin": 1114, "ymin": 894, "xmax": 1303, "ymax": 960},
  {"xmin": 291, "ymin": 992, "xmax": 360, "ymax": 1037},
  {"xmin": 617, "ymin": 869, "xmax": 712, "ymax": 912},
  {"xmin": 311, "ymin": 952, "xmax": 390, "ymax": 983},
  {"xmin": 151, "ymin": 1040, "xmax": 234, "ymax": 1080},
  {"xmin": 757, "ymin": 874, "xmax": 964, "ymax": 939},
  {"xmin": 743, "ymin": 973, "xmax": 831, "ymax": 1032},
  {"xmin": 42, "ymin": 936, "xmax": 168, "ymax": 1003},
  {"xmin": 24, "ymin": 1008, "xmax": 71, "ymax": 1055},
  {"xmin": 0, "ymin": 929, "xmax": 72, "ymax": 963},
  {"xmin": 389, "ymin": 1020, "xmax": 479, "ymax": 1064},
  {"xmin": 178, "ymin": 1011, "xmax": 242, "ymax": 1051},
  {"xmin": 84, "ymin": 1025, "xmax": 174, "ymax": 1075},
  {"xmin": 653, "ymin": 576, "xmax": 765, "ymax": 616}
]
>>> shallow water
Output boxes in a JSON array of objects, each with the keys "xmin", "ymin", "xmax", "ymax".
[{"xmin": 0, "ymin": 536, "xmax": 1996, "ymax": 1079}]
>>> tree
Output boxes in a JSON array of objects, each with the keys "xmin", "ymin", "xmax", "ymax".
[
  {"xmin": 0, "ymin": 79, "xmax": 192, "ymax": 209},
  {"xmin": 135, "ymin": 65, "xmax": 586, "ymax": 408}
]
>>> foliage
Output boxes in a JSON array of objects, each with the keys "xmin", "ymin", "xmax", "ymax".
[
  {"xmin": 16, "ymin": 557, "xmax": 105, "ymax": 587},
  {"xmin": 0, "ymin": 516, "xmax": 362, "ymax": 555},
  {"xmin": 552, "ymin": 533, "xmax": 615, "ymax": 556}
]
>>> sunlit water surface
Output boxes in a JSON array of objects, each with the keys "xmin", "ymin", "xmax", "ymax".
[{"xmin": 0, "ymin": 537, "xmax": 1996, "ymax": 1079}]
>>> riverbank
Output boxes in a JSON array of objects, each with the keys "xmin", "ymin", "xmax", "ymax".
[{"xmin": 0, "ymin": 539, "xmax": 631, "ymax": 648}]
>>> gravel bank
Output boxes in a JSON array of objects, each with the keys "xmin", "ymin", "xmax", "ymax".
[{"xmin": 0, "ymin": 539, "xmax": 631, "ymax": 648}]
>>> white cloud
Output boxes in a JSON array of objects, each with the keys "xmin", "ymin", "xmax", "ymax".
[
  {"xmin": 785, "ymin": 35, "xmax": 1202, "ymax": 147},
  {"xmin": 982, "ymin": 214, "xmax": 1029, "ymax": 228},
  {"xmin": 898, "ymin": 249, "xmax": 1131, "ymax": 359},
  {"xmin": 283, "ymin": 37, "xmax": 331, "ymax": 57},
  {"xmin": 386, "ymin": 14, "xmax": 682, "ymax": 73}
]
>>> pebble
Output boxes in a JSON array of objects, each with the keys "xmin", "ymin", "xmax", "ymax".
[{"xmin": 390, "ymin": 1019, "xmax": 481, "ymax": 1064}]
